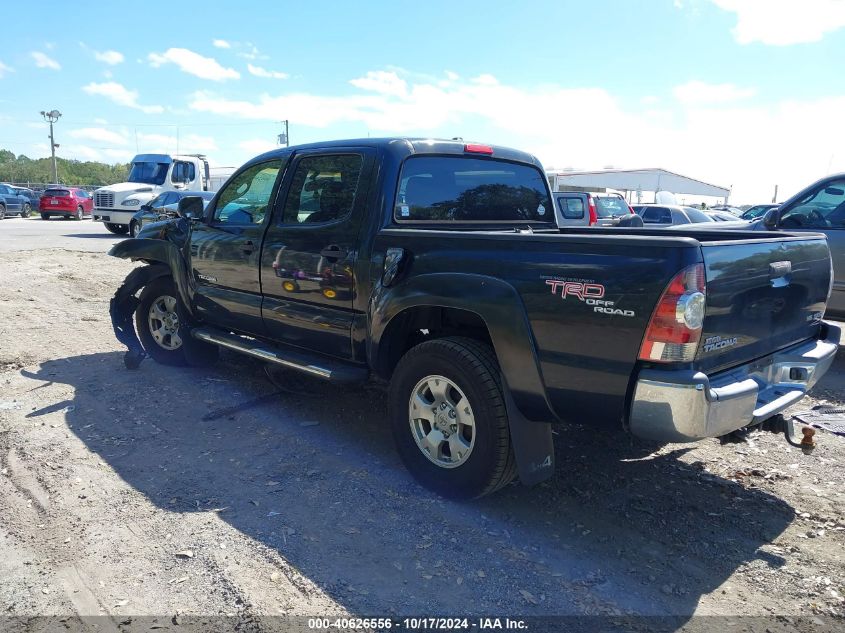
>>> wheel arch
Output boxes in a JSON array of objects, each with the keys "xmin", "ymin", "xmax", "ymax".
[
  {"xmin": 109, "ymin": 238, "xmax": 196, "ymax": 316},
  {"xmin": 370, "ymin": 273, "xmax": 555, "ymax": 422}
]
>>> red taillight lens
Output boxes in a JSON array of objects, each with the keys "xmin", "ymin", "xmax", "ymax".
[
  {"xmin": 639, "ymin": 263, "xmax": 706, "ymax": 363},
  {"xmin": 464, "ymin": 143, "xmax": 493, "ymax": 155},
  {"xmin": 587, "ymin": 195, "xmax": 598, "ymax": 225}
]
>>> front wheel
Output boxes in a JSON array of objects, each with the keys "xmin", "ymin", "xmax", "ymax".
[
  {"xmin": 21, "ymin": 203, "xmax": 31, "ymax": 218},
  {"xmin": 389, "ymin": 337, "xmax": 517, "ymax": 499},
  {"xmin": 104, "ymin": 222, "xmax": 129, "ymax": 234},
  {"xmin": 135, "ymin": 277, "xmax": 218, "ymax": 367},
  {"xmin": 0, "ymin": 205, "xmax": 5, "ymax": 220},
  {"xmin": 129, "ymin": 221, "xmax": 139, "ymax": 238}
]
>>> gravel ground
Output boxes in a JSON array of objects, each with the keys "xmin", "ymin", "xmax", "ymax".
[{"xmin": 0, "ymin": 246, "xmax": 843, "ymax": 626}]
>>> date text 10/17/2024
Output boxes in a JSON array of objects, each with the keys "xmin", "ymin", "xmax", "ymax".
[{"xmin": 307, "ymin": 618, "xmax": 528, "ymax": 630}]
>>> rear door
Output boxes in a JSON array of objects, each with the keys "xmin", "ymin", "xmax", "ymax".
[
  {"xmin": 260, "ymin": 149, "xmax": 374, "ymax": 359},
  {"xmin": 554, "ymin": 193, "xmax": 588, "ymax": 226},
  {"xmin": 775, "ymin": 176, "xmax": 845, "ymax": 318},
  {"xmin": 696, "ymin": 236, "xmax": 831, "ymax": 373},
  {"xmin": 189, "ymin": 158, "xmax": 286, "ymax": 335}
]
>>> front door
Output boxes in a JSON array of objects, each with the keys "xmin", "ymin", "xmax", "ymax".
[
  {"xmin": 190, "ymin": 158, "xmax": 286, "ymax": 334},
  {"xmin": 777, "ymin": 177, "xmax": 845, "ymax": 318},
  {"xmin": 260, "ymin": 149, "xmax": 374, "ymax": 359}
]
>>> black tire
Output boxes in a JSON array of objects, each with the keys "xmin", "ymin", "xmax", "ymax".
[
  {"xmin": 0, "ymin": 204, "xmax": 5, "ymax": 220},
  {"xmin": 41, "ymin": 212, "xmax": 49, "ymax": 220},
  {"xmin": 135, "ymin": 276, "xmax": 218, "ymax": 367},
  {"xmin": 129, "ymin": 221, "xmax": 138, "ymax": 238},
  {"xmin": 74, "ymin": 205, "xmax": 83, "ymax": 220},
  {"xmin": 105, "ymin": 222, "xmax": 129, "ymax": 234},
  {"xmin": 136, "ymin": 277, "xmax": 188, "ymax": 366},
  {"xmin": 21, "ymin": 203, "xmax": 31, "ymax": 218},
  {"xmin": 389, "ymin": 336, "xmax": 517, "ymax": 499}
]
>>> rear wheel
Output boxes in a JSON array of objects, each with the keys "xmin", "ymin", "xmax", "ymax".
[
  {"xmin": 129, "ymin": 221, "xmax": 139, "ymax": 238},
  {"xmin": 389, "ymin": 337, "xmax": 517, "ymax": 499},
  {"xmin": 21, "ymin": 203, "xmax": 31, "ymax": 218},
  {"xmin": 105, "ymin": 222, "xmax": 129, "ymax": 234},
  {"xmin": 40, "ymin": 212, "xmax": 49, "ymax": 220},
  {"xmin": 74, "ymin": 206, "xmax": 83, "ymax": 221}
]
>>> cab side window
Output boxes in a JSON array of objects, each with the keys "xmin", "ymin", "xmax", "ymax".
[
  {"xmin": 213, "ymin": 161, "xmax": 282, "ymax": 225},
  {"xmin": 281, "ymin": 154, "xmax": 363, "ymax": 224},
  {"xmin": 172, "ymin": 161, "xmax": 196, "ymax": 184},
  {"xmin": 558, "ymin": 196, "xmax": 584, "ymax": 219}
]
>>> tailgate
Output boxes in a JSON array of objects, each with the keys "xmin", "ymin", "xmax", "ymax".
[{"xmin": 697, "ymin": 236, "xmax": 831, "ymax": 373}]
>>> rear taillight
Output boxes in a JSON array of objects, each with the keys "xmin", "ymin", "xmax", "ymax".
[
  {"xmin": 639, "ymin": 263, "xmax": 706, "ymax": 363},
  {"xmin": 587, "ymin": 195, "xmax": 598, "ymax": 225}
]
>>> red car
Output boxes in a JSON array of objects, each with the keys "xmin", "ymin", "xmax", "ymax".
[{"xmin": 39, "ymin": 187, "xmax": 94, "ymax": 220}]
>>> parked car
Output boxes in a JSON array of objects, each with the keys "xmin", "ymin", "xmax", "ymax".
[
  {"xmin": 741, "ymin": 203, "xmax": 779, "ymax": 220},
  {"xmin": 107, "ymin": 137, "xmax": 837, "ymax": 499},
  {"xmin": 632, "ymin": 204, "xmax": 716, "ymax": 226},
  {"xmin": 555, "ymin": 191, "xmax": 641, "ymax": 227},
  {"xmin": 9, "ymin": 186, "xmax": 38, "ymax": 217},
  {"xmin": 0, "ymin": 183, "xmax": 30, "ymax": 218},
  {"xmin": 710, "ymin": 205, "xmax": 742, "ymax": 215},
  {"xmin": 39, "ymin": 187, "xmax": 94, "ymax": 220},
  {"xmin": 129, "ymin": 190, "xmax": 215, "ymax": 237},
  {"xmin": 706, "ymin": 209, "xmax": 746, "ymax": 222}
]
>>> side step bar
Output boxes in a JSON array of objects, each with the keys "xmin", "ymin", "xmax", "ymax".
[{"xmin": 190, "ymin": 327, "xmax": 368, "ymax": 384}]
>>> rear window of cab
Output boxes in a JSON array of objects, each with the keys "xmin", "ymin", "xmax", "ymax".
[
  {"xmin": 395, "ymin": 156, "xmax": 552, "ymax": 223},
  {"xmin": 43, "ymin": 189, "xmax": 71, "ymax": 197}
]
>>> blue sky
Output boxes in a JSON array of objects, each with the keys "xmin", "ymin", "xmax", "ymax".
[{"xmin": 1, "ymin": 0, "xmax": 844, "ymax": 203}]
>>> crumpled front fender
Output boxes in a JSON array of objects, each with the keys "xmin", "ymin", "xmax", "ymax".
[
  {"xmin": 108, "ymin": 237, "xmax": 196, "ymax": 317},
  {"xmin": 109, "ymin": 263, "xmax": 170, "ymax": 369}
]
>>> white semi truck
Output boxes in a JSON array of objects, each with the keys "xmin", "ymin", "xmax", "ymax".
[{"xmin": 93, "ymin": 153, "xmax": 235, "ymax": 234}]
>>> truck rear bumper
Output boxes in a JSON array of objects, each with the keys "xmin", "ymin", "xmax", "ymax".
[{"xmin": 628, "ymin": 323, "xmax": 840, "ymax": 442}]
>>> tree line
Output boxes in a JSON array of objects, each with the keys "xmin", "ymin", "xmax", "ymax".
[{"xmin": 0, "ymin": 149, "xmax": 129, "ymax": 187}]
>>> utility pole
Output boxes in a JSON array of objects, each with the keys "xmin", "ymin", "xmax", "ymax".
[
  {"xmin": 40, "ymin": 109, "xmax": 62, "ymax": 184},
  {"xmin": 278, "ymin": 120, "xmax": 289, "ymax": 147}
]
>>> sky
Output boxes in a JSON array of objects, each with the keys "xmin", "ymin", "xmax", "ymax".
[{"xmin": 1, "ymin": 0, "xmax": 844, "ymax": 204}]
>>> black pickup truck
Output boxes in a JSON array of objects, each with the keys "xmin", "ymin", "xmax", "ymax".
[{"xmin": 108, "ymin": 138, "xmax": 839, "ymax": 498}]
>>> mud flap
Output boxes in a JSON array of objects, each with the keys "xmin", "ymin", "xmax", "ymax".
[
  {"xmin": 502, "ymin": 378, "xmax": 555, "ymax": 486},
  {"xmin": 109, "ymin": 264, "xmax": 169, "ymax": 369}
]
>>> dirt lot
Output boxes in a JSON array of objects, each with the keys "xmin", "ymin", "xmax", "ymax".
[{"xmin": 1, "ymin": 245, "xmax": 844, "ymax": 625}]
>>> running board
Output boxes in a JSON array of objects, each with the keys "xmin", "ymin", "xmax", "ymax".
[{"xmin": 190, "ymin": 327, "xmax": 368, "ymax": 383}]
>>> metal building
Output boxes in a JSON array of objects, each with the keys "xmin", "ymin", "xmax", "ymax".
[{"xmin": 546, "ymin": 168, "xmax": 731, "ymax": 203}]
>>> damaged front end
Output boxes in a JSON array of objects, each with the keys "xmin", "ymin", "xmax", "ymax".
[{"xmin": 108, "ymin": 217, "xmax": 196, "ymax": 369}]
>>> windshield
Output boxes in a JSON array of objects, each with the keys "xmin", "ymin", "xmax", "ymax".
[
  {"xmin": 128, "ymin": 161, "xmax": 170, "ymax": 185},
  {"xmin": 594, "ymin": 195, "xmax": 629, "ymax": 218},
  {"xmin": 684, "ymin": 208, "xmax": 715, "ymax": 223}
]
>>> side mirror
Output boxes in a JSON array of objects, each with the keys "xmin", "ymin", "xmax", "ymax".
[
  {"xmin": 177, "ymin": 196, "xmax": 204, "ymax": 220},
  {"xmin": 762, "ymin": 207, "xmax": 780, "ymax": 229}
]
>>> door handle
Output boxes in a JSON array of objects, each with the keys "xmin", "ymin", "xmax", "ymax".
[
  {"xmin": 320, "ymin": 246, "xmax": 348, "ymax": 260},
  {"xmin": 242, "ymin": 240, "xmax": 255, "ymax": 254}
]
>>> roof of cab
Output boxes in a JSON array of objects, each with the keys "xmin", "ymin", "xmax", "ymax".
[{"xmin": 246, "ymin": 138, "xmax": 543, "ymax": 169}]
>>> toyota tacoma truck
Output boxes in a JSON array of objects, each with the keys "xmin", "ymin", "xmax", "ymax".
[{"xmin": 107, "ymin": 138, "xmax": 839, "ymax": 498}]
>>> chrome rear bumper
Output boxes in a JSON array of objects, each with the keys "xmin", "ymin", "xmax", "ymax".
[{"xmin": 628, "ymin": 324, "xmax": 840, "ymax": 442}]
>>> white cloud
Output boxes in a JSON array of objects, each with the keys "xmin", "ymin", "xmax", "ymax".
[
  {"xmin": 149, "ymin": 47, "xmax": 240, "ymax": 81},
  {"xmin": 94, "ymin": 49, "xmax": 124, "ymax": 65},
  {"xmin": 710, "ymin": 0, "xmax": 845, "ymax": 45},
  {"xmin": 0, "ymin": 61, "xmax": 14, "ymax": 78},
  {"xmin": 31, "ymin": 51, "xmax": 60, "ymax": 70},
  {"xmin": 349, "ymin": 70, "xmax": 407, "ymax": 97},
  {"xmin": 82, "ymin": 82, "xmax": 164, "ymax": 114},
  {"xmin": 673, "ymin": 80, "xmax": 756, "ymax": 104},
  {"xmin": 187, "ymin": 67, "xmax": 845, "ymax": 204},
  {"xmin": 236, "ymin": 43, "xmax": 266, "ymax": 61},
  {"xmin": 247, "ymin": 64, "xmax": 289, "ymax": 80},
  {"xmin": 68, "ymin": 127, "xmax": 128, "ymax": 145},
  {"xmin": 213, "ymin": 39, "xmax": 231, "ymax": 49}
]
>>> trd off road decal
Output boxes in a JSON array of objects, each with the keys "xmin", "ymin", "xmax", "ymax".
[{"xmin": 544, "ymin": 279, "xmax": 635, "ymax": 317}]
